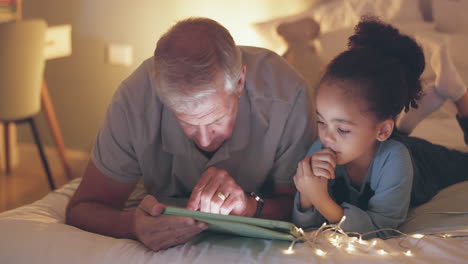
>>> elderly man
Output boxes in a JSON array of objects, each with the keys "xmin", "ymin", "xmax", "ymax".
[{"xmin": 66, "ymin": 17, "xmax": 313, "ymax": 251}]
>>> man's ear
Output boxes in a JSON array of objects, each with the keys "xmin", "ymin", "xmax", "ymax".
[
  {"xmin": 376, "ymin": 119, "xmax": 394, "ymax": 142},
  {"xmin": 236, "ymin": 65, "xmax": 246, "ymax": 96}
]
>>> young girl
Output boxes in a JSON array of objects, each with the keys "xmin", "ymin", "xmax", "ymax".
[{"xmin": 292, "ymin": 17, "xmax": 468, "ymax": 238}]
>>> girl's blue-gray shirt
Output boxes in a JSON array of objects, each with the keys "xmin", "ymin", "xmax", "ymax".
[{"xmin": 292, "ymin": 139, "xmax": 414, "ymax": 238}]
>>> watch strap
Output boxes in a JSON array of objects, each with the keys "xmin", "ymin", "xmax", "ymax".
[{"xmin": 250, "ymin": 192, "xmax": 264, "ymax": 218}]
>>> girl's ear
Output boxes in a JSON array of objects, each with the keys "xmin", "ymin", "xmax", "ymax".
[{"xmin": 376, "ymin": 119, "xmax": 394, "ymax": 142}]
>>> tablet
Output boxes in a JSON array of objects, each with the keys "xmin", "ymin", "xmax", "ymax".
[{"xmin": 162, "ymin": 207, "xmax": 301, "ymax": 241}]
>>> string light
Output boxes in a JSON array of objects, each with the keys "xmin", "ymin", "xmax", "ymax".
[{"xmin": 284, "ymin": 215, "xmax": 468, "ymax": 258}]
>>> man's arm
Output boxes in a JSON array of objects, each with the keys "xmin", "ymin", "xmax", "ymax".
[
  {"xmin": 66, "ymin": 160, "xmax": 207, "ymax": 251},
  {"xmin": 66, "ymin": 160, "xmax": 137, "ymax": 238}
]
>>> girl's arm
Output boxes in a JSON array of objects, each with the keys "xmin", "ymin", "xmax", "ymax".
[
  {"xmin": 292, "ymin": 151, "xmax": 344, "ymax": 228},
  {"xmin": 296, "ymin": 156, "xmax": 344, "ymax": 223},
  {"xmin": 293, "ymin": 141, "xmax": 413, "ymax": 238}
]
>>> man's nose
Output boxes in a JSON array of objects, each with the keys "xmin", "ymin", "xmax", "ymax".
[{"xmin": 197, "ymin": 126, "xmax": 213, "ymax": 147}]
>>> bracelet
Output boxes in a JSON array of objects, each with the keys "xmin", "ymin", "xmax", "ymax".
[{"xmin": 250, "ymin": 192, "xmax": 264, "ymax": 218}]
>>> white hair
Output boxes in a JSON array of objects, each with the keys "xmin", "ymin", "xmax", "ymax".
[{"xmin": 154, "ymin": 17, "xmax": 242, "ymax": 113}]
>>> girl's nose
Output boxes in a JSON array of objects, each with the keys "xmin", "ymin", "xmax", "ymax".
[{"xmin": 322, "ymin": 127, "xmax": 336, "ymax": 145}]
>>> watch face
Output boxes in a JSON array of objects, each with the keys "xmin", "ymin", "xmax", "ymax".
[
  {"xmin": 250, "ymin": 192, "xmax": 264, "ymax": 203},
  {"xmin": 250, "ymin": 192, "xmax": 264, "ymax": 218}
]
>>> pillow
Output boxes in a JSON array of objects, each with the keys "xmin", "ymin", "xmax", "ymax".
[
  {"xmin": 314, "ymin": 22, "xmax": 455, "ymax": 82},
  {"xmin": 306, "ymin": 0, "xmax": 358, "ymax": 34},
  {"xmin": 432, "ymin": 0, "xmax": 468, "ymax": 33},
  {"xmin": 314, "ymin": 27, "xmax": 354, "ymax": 65},
  {"xmin": 311, "ymin": 0, "xmax": 424, "ymax": 33},
  {"xmin": 252, "ymin": 0, "xmax": 425, "ymax": 54},
  {"xmin": 252, "ymin": 9, "xmax": 318, "ymax": 54}
]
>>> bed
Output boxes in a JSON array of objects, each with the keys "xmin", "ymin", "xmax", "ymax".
[
  {"xmin": 0, "ymin": 175, "xmax": 467, "ymax": 263},
  {"xmin": 1, "ymin": 0, "xmax": 468, "ymax": 263}
]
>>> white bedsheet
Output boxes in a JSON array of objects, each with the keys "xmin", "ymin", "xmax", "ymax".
[{"xmin": 0, "ymin": 177, "xmax": 467, "ymax": 264}]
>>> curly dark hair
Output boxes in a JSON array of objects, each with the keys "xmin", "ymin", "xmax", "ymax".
[{"xmin": 320, "ymin": 16, "xmax": 425, "ymax": 120}]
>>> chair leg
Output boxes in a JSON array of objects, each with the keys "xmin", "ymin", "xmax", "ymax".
[
  {"xmin": 41, "ymin": 80, "xmax": 73, "ymax": 179},
  {"xmin": 3, "ymin": 122, "xmax": 11, "ymax": 175},
  {"xmin": 28, "ymin": 118, "xmax": 56, "ymax": 190}
]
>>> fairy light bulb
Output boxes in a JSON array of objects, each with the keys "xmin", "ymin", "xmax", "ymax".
[
  {"xmin": 298, "ymin": 228, "xmax": 305, "ymax": 235},
  {"xmin": 411, "ymin": 234, "xmax": 424, "ymax": 239},
  {"xmin": 337, "ymin": 216, "xmax": 346, "ymax": 227},
  {"xmin": 377, "ymin": 249, "xmax": 388, "ymax": 255},
  {"xmin": 329, "ymin": 236, "xmax": 340, "ymax": 247},
  {"xmin": 358, "ymin": 237, "xmax": 368, "ymax": 245},
  {"xmin": 404, "ymin": 250, "xmax": 413, "ymax": 256},
  {"xmin": 345, "ymin": 244, "xmax": 355, "ymax": 253},
  {"xmin": 283, "ymin": 246, "xmax": 295, "ymax": 255},
  {"xmin": 315, "ymin": 249, "xmax": 327, "ymax": 257}
]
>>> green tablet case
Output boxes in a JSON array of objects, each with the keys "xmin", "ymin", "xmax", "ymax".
[{"xmin": 162, "ymin": 207, "xmax": 301, "ymax": 241}]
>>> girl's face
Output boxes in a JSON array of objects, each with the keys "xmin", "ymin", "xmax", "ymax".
[{"xmin": 316, "ymin": 81, "xmax": 384, "ymax": 166}]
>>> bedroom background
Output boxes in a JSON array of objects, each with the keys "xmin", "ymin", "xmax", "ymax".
[
  {"xmin": 9, "ymin": 0, "xmax": 439, "ymax": 153},
  {"xmin": 1, "ymin": 0, "xmax": 467, "ymax": 207},
  {"xmin": 16, "ymin": 0, "xmax": 316, "ymax": 153},
  {"xmin": 1, "ymin": 1, "xmax": 468, "ymax": 263}
]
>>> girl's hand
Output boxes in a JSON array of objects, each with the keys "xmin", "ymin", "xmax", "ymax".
[
  {"xmin": 294, "ymin": 156, "xmax": 330, "ymax": 209},
  {"xmin": 311, "ymin": 148, "xmax": 337, "ymax": 179}
]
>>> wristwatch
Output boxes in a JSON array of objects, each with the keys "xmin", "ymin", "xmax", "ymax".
[{"xmin": 250, "ymin": 192, "xmax": 264, "ymax": 218}]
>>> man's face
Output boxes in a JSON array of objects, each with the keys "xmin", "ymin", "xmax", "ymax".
[{"xmin": 174, "ymin": 69, "xmax": 245, "ymax": 152}]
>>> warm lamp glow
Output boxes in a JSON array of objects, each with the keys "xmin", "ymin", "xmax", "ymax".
[{"xmin": 170, "ymin": 0, "xmax": 311, "ymax": 47}]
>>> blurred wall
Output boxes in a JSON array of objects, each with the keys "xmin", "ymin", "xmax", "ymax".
[{"xmin": 21, "ymin": 0, "xmax": 313, "ymax": 152}]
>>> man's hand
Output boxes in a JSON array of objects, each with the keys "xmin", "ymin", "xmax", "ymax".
[
  {"xmin": 186, "ymin": 167, "xmax": 255, "ymax": 217},
  {"xmin": 132, "ymin": 195, "xmax": 208, "ymax": 251},
  {"xmin": 294, "ymin": 156, "xmax": 330, "ymax": 209},
  {"xmin": 311, "ymin": 148, "xmax": 337, "ymax": 179}
]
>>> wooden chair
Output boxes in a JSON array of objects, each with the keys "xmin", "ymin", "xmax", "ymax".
[{"xmin": 0, "ymin": 19, "xmax": 55, "ymax": 190}]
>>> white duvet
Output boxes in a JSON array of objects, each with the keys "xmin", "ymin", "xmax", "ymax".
[{"xmin": 0, "ymin": 177, "xmax": 467, "ymax": 264}]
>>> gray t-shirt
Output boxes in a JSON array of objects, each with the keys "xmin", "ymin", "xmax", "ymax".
[{"xmin": 91, "ymin": 46, "xmax": 314, "ymax": 200}]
